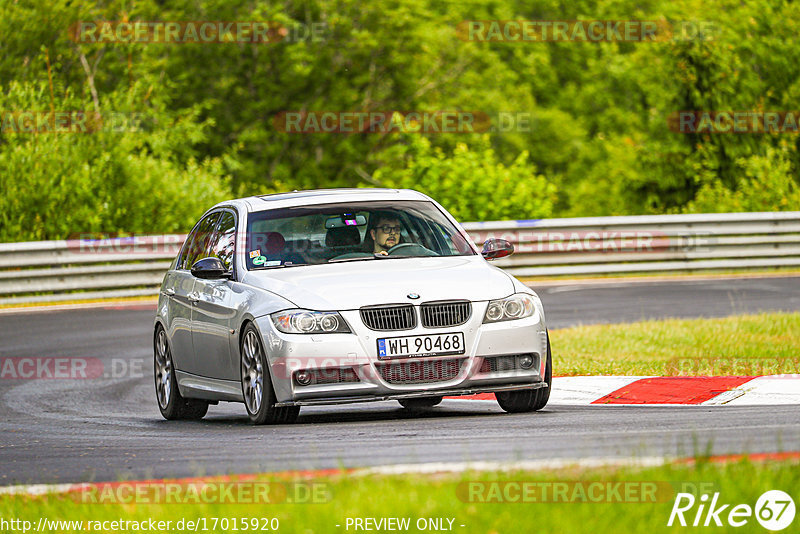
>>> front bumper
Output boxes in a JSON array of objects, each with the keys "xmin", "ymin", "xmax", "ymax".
[
  {"xmin": 273, "ymin": 382, "xmax": 548, "ymax": 407},
  {"xmin": 255, "ymin": 300, "xmax": 548, "ymax": 404}
]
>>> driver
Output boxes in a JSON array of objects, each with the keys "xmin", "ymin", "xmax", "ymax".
[{"xmin": 368, "ymin": 212, "xmax": 404, "ymax": 255}]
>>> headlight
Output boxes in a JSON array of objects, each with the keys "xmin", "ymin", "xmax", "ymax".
[
  {"xmin": 483, "ymin": 293, "xmax": 539, "ymax": 323},
  {"xmin": 271, "ymin": 309, "xmax": 351, "ymax": 334}
]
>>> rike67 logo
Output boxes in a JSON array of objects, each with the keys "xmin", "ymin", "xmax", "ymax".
[{"xmin": 668, "ymin": 490, "xmax": 796, "ymax": 530}]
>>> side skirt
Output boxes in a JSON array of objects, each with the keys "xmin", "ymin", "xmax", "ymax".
[{"xmin": 176, "ymin": 370, "xmax": 244, "ymax": 402}]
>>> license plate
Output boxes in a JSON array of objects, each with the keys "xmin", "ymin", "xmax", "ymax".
[{"xmin": 377, "ymin": 332, "xmax": 465, "ymax": 360}]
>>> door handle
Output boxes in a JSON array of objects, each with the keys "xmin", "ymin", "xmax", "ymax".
[
  {"xmin": 187, "ymin": 292, "xmax": 200, "ymax": 304},
  {"xmin": 162, "ymin": 288, "xmax": 175, "ymax": 297}
]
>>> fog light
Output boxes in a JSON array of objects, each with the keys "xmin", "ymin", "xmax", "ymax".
[
  {"xmin": 295, "ymin": 370, "xmax": 313, "ymax": 386},
  {"xmin": 519, "ymin": 354, "xmax": 534, "ymax": 369}
]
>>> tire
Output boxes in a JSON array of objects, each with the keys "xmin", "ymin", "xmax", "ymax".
[
  {"xmin": 496, "ymin": 331, "xmax": 552, "ymax": 413},
  {"xmin": 398, "ymin": 396, "xmax": 443, "ymax": 409},
  {"xmin": 154, "ymin": 325, "xmax": 209, "ymax": 420},
  {"xmin": 240, "ymin": 323, "xmax": 300, "ymax": 425}
]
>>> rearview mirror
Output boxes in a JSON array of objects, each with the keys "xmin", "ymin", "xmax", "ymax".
[
  {"xmin": 325, "ymin": 213, "xmax": 367, "ymax": 229},
  {"xmin": 481, "ymin": 238, "xmax": 514, "ymax": 260},
  {"xmin": 191, "ymin": 257, "xmax": 230, "ymax": 279}
]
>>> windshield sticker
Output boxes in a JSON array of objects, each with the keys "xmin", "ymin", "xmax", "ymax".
[
  {"xmin": 249, "ymin": 249, "xmax": 261, "ymax": 259},
  {"xmin": 264, "ymin": 260, "xmax": 281, "ymax": 267},
  {"xmin": 252, "ymin": 255, "xmax": 267, "ymax": 266}
]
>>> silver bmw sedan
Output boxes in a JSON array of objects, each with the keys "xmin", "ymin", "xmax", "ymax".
[{"xmin": 154, "ymin": 188, "xmax": 551, "ymax": 424}]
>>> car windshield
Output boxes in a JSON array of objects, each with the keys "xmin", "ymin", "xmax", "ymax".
[{"xmin": 244, "ymin": 200, "xmax": 475, "ymax": 269}]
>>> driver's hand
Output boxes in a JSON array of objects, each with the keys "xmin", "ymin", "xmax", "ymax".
[{"xmin": 377, "ymin": 250, "xmax": 388, "ymax": 256}]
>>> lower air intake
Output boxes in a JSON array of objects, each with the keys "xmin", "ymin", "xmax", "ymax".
[{"xmin": 377, "ymin": 358, "xmax": 464, "ymax": 384}]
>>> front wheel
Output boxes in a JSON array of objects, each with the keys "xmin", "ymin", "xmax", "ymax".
[
  {"xmin": 240, "ymin": 324, "xmax": 300, "ymax": 425},
  {"xmin": 154, "ymin": 326, "xmax": 208, "ymax": 420},
  {"xmin": 496, "ymin": 331, "xmax": 552, "ymax": 413}
]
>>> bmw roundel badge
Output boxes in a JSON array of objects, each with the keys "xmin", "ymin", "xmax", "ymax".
[{"xmin": 407, "ymin": 293, "xmax": 420, "ymax": 300}]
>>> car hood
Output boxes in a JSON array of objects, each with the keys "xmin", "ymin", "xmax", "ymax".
[{"xmin": 242, "ymin": 256, "xmax": 515, "ymax": 310}]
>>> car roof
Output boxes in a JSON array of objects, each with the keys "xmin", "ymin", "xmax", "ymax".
[{"xmin": 213, "ymin": 188, "xmax": 433, "ymax": 213}]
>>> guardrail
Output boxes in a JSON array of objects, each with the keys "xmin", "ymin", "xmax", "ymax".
[{"xmin": 1, "ymin": 211, "xmax": 798, "ymax": 305}]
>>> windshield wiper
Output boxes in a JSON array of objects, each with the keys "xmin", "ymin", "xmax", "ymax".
[{"xmin": 327, "ymin": 255, "xmax": 379, "ymax": 263}]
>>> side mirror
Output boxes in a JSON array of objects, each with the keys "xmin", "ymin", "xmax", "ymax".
[
  {"xmin": 191, "ymin": 257, "xmax": 230, "ymax": 280},
  {"xmin": 481, "ymin": 238, "xmax": 514, "ymax": 260}
]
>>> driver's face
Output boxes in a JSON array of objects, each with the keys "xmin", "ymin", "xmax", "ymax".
[{"xmin": 371, "ymin": 218, "xmax": 402, "ymax": 253}]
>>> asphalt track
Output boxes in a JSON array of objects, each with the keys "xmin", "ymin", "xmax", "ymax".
[{"xmin": 0, "ymin": 276, "xmax": 799, "ymax": 485}]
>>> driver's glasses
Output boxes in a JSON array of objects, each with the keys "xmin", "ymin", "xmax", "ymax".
[{"xmin": 377, "ymin": 225, "xmax": 402, "ymax": 234}]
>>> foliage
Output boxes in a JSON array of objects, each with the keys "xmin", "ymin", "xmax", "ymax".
[
  {"xmin": 1, "ymin": 0, "xmax": 799, "ymax": 241},
  {"xmin": 373, "ymin": 134, "xmax": 555, "ymax": 221},
  {"xmin": 0, "ymin": 81, "xmax": 229, "ymax": 241},
  {"xmin": 686, "ymin": 145, "xmax": 800, "ymax": 213}
]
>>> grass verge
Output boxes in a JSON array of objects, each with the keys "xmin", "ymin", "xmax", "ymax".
[
  {"xmin": 550, "ymin": 312, "xmax": 800, "ymax": 376},
  {"xmin": 1, "ymin": 456, "xmax": 797, "ymax": 533}
]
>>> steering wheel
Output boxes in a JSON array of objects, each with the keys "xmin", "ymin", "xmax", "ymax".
[
  {"xmin": 386, "ymin": 243, "xmax": 437, "ymax": 256},
  {"xmin": 386, "ymin": 243, "xmax": 418, "ymax": 255}
]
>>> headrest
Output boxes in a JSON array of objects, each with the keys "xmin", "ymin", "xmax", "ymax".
[
  {"xmin": 250, "ymin": 231, "xmax": 285, "ymax": 255},
  {"xmin": 325, "ymin": 226, "xmax": 361, "ymax": 247}
]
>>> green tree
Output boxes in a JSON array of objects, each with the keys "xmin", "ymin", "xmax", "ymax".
[
  {"xmin": 373, "ymin": 134, "xmax": 556, "ymax": 221},
  {"xmin": 0, "ymin": 81, "xmax": 230, "ymax": 241}
]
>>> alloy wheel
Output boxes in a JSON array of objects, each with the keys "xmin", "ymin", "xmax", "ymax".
[
  {"xmin": 154, "ymin": 329, "xmax": 172, "ymax": 409},
  {"xmin": 241, "ymin": 330, "xmax": 264, "ymax": 414}
]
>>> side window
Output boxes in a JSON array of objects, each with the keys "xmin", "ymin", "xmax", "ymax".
[
  {"xmin": 180, "ymin": 212, "xmax": 220, "ymax": 270},
  {"xmin": 209, "ymin": 211, "xmax": 236, "ymax": 271},
  {"xmin": 177, "ymin": 224, "xmax": 201, "ymax": 270}
]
